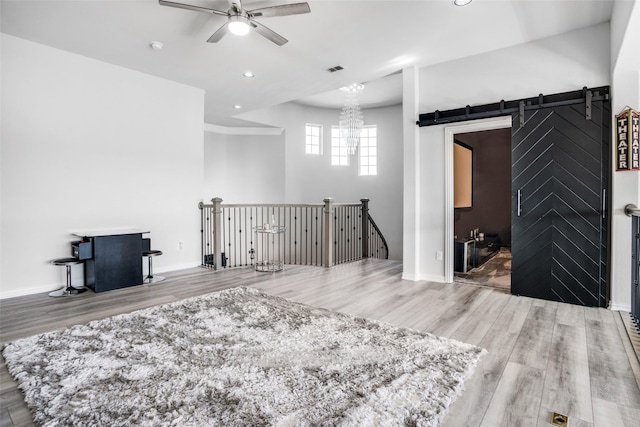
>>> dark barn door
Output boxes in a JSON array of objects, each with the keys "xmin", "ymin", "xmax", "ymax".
[{"xmin": 511, "ymin": 100, "xmax": 610, "ymax": 307}]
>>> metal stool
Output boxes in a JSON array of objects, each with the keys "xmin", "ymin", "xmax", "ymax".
[
  {"xmin": 50, "ymin": 258, "xmax": 88, "ymax": 297},
  {"xmin": 143, "ymin": 250, "xmax": 165, "ymax": 283}
]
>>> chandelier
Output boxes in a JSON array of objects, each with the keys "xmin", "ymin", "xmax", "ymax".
[{"xmin": 339, "ymin": 83, "xmax": 364, "ymax": 155}]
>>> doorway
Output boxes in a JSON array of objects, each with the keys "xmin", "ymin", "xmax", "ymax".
[
  {"xmin": 452, "ymin": 128, "xmax": 512, "ymax": 291},
  {"xmin": 444, "ymin": 116, "xmax": 512, "ymax": 284}
]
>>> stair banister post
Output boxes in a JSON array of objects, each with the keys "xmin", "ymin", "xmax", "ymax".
[
  {"xmin": 211, "ymin": 197, "xmax": 223, "ymax": 270},
  {"xmin": 323, "ymin": 198, "xmax": 334, "ymax": 268},
  {"xmin": 361, "ymin": 198, "xmax": 370, "ymax": 258}
]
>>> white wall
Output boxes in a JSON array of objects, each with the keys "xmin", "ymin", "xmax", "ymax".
[
  {"xmin": 609, "ymin": 0, "xmax": 640, "ymax": 311},
  {"xmin": 0, "ymin": 34, "xmax": 204, "ymax": 298},
  {"xmin": 234, "ymin": 102, "xmax": 404, "ymax": 260},
  {"xmin": 404, "ymin": 22, "xmax": 612, "ymax": 282},
  {"xmin": 203, "ymin": 131, "xmax": 286, "ymax": 204}
]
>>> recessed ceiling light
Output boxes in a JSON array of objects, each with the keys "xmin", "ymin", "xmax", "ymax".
[
  {"xmin": 453, "ymin": 0, "xmax": 472, "ymax": 6},
  {"xmin": 150, "ymin": 41, "xmax": 164, "ymax": 50},
  {"xmin": 243, "ymin": 71, "xmax": 255, "ymax": 78},
  {"xmin": 233, "ymin": 105, "xmax": 242, "ymax": 109}
]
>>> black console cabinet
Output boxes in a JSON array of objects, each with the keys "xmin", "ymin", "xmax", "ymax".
[
  {"xmin": 455, "ymin": 235, "xmax": 501, "ymax": 273},
  {"xmin": 470, "ymin": 239, "xmax": 500, "ymax": 269},
  {"xmin": 72, "ymin": 229, "xmax": 148, "ymax": 293}
]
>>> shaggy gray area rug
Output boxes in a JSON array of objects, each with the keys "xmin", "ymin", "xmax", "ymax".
[{"xmin": 3, "ymin": 287, "xmax": 485, "ymax": 426}]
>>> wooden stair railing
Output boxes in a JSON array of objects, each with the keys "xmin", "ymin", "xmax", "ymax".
[{"xmin": 199, "ymin": 197, "xmax": 388, "ymax": 270}]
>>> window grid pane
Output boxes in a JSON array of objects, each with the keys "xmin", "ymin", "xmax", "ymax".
[
  {"xmin": 305, "ymin": 124, "xmax": 323, "ymax": 155},
  {"xmin": 358, "ymin": 125, "xmax": 377, "ymax": 176},
  {"xmin": 331, "ymin": 126, "xmax": 350, "ymax": 166}
]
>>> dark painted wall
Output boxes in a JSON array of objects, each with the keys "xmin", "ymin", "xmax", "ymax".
[{"xmin": 454, "ymin": 128, "xmax": 511, "ymax": 246}]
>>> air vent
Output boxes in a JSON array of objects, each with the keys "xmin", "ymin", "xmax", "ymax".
[
  {"xmin": 551, "ymin": 412, "xmax": 568, "ymax": 426},
  {"xmin": 327, "ymin": 65, "xmax": 344, "ymax": 73}
]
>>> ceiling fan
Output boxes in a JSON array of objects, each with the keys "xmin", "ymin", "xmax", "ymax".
[{"xmin": 159, "ymin": 0, "xmax": 311, "ymax": 46}]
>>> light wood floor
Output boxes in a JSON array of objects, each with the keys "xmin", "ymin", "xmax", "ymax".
[{"xmin": 1, "ymin": 260, "xmax": 639, "ymax": 426}]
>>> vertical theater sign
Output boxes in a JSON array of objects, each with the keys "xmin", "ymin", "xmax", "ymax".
[{"xmin": 617, "ymin": 108, "xmax": 640, "ymax": 171}]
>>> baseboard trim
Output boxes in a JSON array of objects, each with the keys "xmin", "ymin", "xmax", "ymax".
[
  {"xmin": 155, "ymin": 262, "xmax": 201, "ymax": 274},
  {"xmin": 401, "ymin": 272, "xmax": 447, "ymax": 283},
  {"xmin": 0, "ymin": 262, "xmax": 202, "ymax": 300},
  {"xmin": 417, "ymin": 274, "xmax": 447, "ymax": 283},
  {"xmin": 610, "ymin": 302, "xmax": 632, "ymax": 312},
  {"xmin": 0, "ymin": 283, "xmax": 64, "ymax": 300}
]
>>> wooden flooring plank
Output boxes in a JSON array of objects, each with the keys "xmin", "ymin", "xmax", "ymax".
[
  {"xmin": 0, "ymin": 409, "xmax": 12, "ymax": 427},
  {"xmin": 555, "ymin": 299, "xmax": 586, "ymax": 328},
  {"xmin": 509, "ymin": 301, "xmax": 558, "ymax": 371},
  {"xmin": 585, "ymin": 308, "xmax": 640, "ymax": 409},
  {"xmin": 441, "ymin": 295, "xmax": 534, "ymax": 427},
  {"xmin": 449, "ymin": 290, "xmax": 511, "ymax": 346},
  {"xmin": 592, "ymin": 397, "xmax": 640, "ymax": 427},
  {"xmin": 540, "ymin": 323, "xmax": 593, "ymax": 423},
  {"xmin": 427, "ymin": 286, "xmax": 493, "ymax": 338},
  {"xmin": 479, "ymin": 362, "xmax": 545, "ymax": 427},
  {"xmin": 375, "ymin": 291, "xmax": 438, "ymax": 328}
]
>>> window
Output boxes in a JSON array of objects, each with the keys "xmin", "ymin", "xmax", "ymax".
[
  {"xmin": 305, "ymin": 124, "xmax": 323, "ymax": 155},
  {"xmin": 359, "ymin": 125, "xmax": 377, "ymax": 176},
  {"xmin": 331, "ymin": 126, "xmax": 350, "ymax": 166}
]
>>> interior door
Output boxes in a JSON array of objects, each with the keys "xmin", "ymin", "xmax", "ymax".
[{"xmin": 511, "ymin": 100, "xmax": 609, "ymax": 307}]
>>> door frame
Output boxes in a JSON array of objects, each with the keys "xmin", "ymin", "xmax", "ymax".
[{"xmin": 444, "ymin": 115, "xmax": 512, "ymax": 283}]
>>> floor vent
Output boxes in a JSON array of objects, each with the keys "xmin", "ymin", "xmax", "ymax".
[
  {"xmin": 327, "ymin": 65, "xmax": 344, "ymax": 72},
  {"xmin": 551, "ymin": 412, "xmax": 568, "ymax": 426}
]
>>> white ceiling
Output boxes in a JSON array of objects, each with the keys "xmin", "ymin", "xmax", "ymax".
[{"xmin": 1, "ymin": 0, "xmax": 614, "ymax": 126}]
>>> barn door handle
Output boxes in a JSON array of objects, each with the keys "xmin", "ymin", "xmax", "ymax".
[
  {"xmin": 517, "ymin": 189, "xmax": 522, "ymax": 217},
  {"xmin": 602, "ymin": 189, "xmax": 606, "ymax": 219}
]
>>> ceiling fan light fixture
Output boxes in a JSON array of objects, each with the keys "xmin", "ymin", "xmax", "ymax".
[
  {"xmin": 159, "ymin": 0, "xmax": 310, "ymax": 45},
  {"xmin": 228, "ymin": 15, "xmax": 251, "ymax": 36},
  {"xmin": 453, "ymin": 0, "xmax": 472, "ymax": 6}
]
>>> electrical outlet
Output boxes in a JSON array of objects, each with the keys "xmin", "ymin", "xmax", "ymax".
[
  {"xmin": 436, "ymin": 250, "xmax": 443, "ymax": 261},
  {"xmin": 178, "ymin": 242, "xmax": 183, "ymax": 250}
]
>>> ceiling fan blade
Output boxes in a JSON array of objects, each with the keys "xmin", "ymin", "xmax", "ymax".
[
  {"xmin": 159, "ymin": 0, "xmax": 228, "ymax": 17},
  {"xmin": 207, "ymin": 22, "xmax": 230, "ymax": 43},
  {"xmin": 248, "ymin": 2, "xmax": 310, "ymax": 18},
  {"xmin": 250, "ymin": 20, "xmax": 288, "ymax": 46}
]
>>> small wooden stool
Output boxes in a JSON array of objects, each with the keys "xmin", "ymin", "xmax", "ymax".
[
  {"xmin": 50, "ymin": 258, "xmax": 88, "ymax": 297},
  {"xmin": 143, "ymin": 250, "xmax": 165, "ymax": 284}
]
